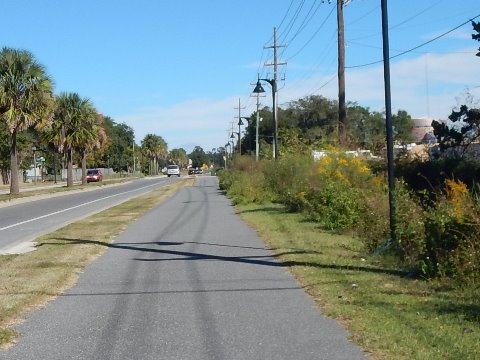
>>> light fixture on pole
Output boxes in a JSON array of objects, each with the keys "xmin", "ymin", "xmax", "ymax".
[
  {"xmin": 251, "ymin": 80, "xmax": 265, "ymax": 161},
  {"xmin": 230, "ymin": 132, "xmax": 239, "ymax": 155},
  {"xmin": 224, "ymin": 143, "xmax": 231, "ymax": 169},
  {"xmin": 240, "ymin": 116, "xmax": 253, "ymax": 155},
  {"xmin": 229, "ymin": 136, "xmax": 235, "ymax": 154},
  {"xmin": 31, "ymin": 145, "xmax": 37, "ymax": 185},
  {"xmin": 253, "ymin": 78, "xmax": 278, "ymax": 159},
  {"xmin": 237, "ymin": 118, "xmax": 244, "ymax": 155}
]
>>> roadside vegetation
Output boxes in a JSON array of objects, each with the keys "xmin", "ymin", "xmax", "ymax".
[
  {"xmin": 0, "ymin": 175, "xmax": 144, "ymax": 205},
  {"xmin": 219, "ymin": 155, "xmax": 479, "ymax": 359},
  {"xmin": 1, "ymin": 47, "xmax": 224, "ymax": 194},
  {"xmin": 0, "ymin": 178, "xmax": 193, "ymax": 348}
]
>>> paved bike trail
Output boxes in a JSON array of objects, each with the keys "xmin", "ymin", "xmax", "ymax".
[{"xmin": 0, "ymin": 176, "xmax": 367, "ymax": 360}]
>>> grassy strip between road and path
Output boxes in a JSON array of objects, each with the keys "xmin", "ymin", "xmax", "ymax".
[
  {"xmin": 0, "ymin": 177, "xmax": 194, "ymax": 348},
  {"xmin": 0, "ymin": 177, "xmax": 141, "ymax": 204},
  {"xmin": 237, "ymin": 202, "xmax": 479, "ymax": 360}
]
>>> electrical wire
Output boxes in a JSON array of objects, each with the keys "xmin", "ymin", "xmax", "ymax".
[
  {"xmin": 278, "ymin": 0, "xmax": 306, "ymax": 44},
  {"xmin": 284, "ymin": 0, "xmax": 322, "ymax": 45},
  {"xmin": 348, "ymin": 40, "xmax": 476, "ymax": 55},
  {"xmin": 275, "ymin": 0, "xmax": 296, "ymax": 36},
  {"xmin": 389, "ymin": 0, "xmax": 444, "ymax": 31},
  {"xmin": 346, "ymin": 14, "xmax": 480, "ymax": 69},
  {"xmin": 310, "ymin": 74, "xmax": 337, "ymax": 93},
  {"xmin": 286, "ymin": 5, "xmax": 336, "ymax": 61},
  {"xmin": 346, "ymin": 5, "xmax": 379, "ymax": 27},
  {"xmin": 348, "ymin": 0, "xmax": 445, "ymax": 42}
]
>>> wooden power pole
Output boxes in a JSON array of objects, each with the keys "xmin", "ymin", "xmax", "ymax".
[
  {"xmin": 264, "ymin": 27, "xmax": 286, "ymax": 159},
  {"xmin": 337, "ymin": 0, "xmax": 347, "ymax": 146}
]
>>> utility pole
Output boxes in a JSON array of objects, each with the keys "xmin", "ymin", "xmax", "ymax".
[
  {"xmin": 226, "ymin": 129, "xmax": 231, "ymax": 159},
  {"xmin": 255, "ymin": 94, "xmax": 261, "ymax": 161},
  {"xmin": 132, "ymin": 141, "xmax": 135, "ymax": 174},
  {"xmin": 381, "ymin": 0, "xmax": 396, "ymax": 245},
  {"xmin": 337, "ymin": 0, "xmax": 347, "ymax": 147},
  {"xmin": 250, "ymin": 90, "xmax": 265, "ymax": 161},
  {"xmin": 234, "ymin": 98, "xmax": 246, "ymax": 155},
  {"xmin": 229, "ymin": 121, "xmax": 236, "ymax": 154},
  {"xmin": 264, "ymin": 27, "xmax": 286, "ymax": 159}
]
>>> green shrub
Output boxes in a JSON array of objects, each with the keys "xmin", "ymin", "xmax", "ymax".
[
  {"xmin": 218, "ymin": 157, "xmax": 272, "ymax": 204},
  {"xmin": 356, "ymin": 180, "xmax": 426, "ymax": 270},
  {"xmin": 218, "ymin": 169, "xmax": 234, "ymax": 191},
  {"xmin": 396, "ymin": 158, "xmax": 480, "ymax": 196},
  {"xmin": 226, "ymin": 170, "xmax": 272, "ymax": 204},
  {"xmin": 356, "ymin": 186, "xmax": 390, "ymax": 253},
  {"xmin": 423, "ymin": 179, "xmax": 480, "ymax": 283},
  {"xmin": 263, "ymin": 154, "xmax": 315, "ymax": 210},
  {"xmin": 220, "ymin": 153, "xmax": 479, "ymax": 284},
  {"xmin": 303, "ymin": 179, "xmax": 364, "ymax": 231},
  {"xmin": 393, "ymin": 181, "xmax": 427, "ymax": 268}
]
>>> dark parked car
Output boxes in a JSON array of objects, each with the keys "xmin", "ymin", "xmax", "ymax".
[
  {"xmin": 188, "ymin": 168, "xmax": 203, "ymax": 175},
  {"xmin": 86, "ymin": 169, "xmax": 103, "ymax": 183}
]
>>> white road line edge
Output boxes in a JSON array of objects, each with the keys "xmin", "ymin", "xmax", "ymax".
[{"xmin": 0, "ymin": 180, "xmax": 167, "ymax": 231}]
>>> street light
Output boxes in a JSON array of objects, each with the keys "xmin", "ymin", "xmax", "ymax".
[
  {"xmin": 230, "ymin": 132, "xmax": 240, "ymax": 154},
  {"xmin": 240, "ymin": 116, "xmax": 253, "ymax": 155},
  {"xmin": 253, "ymin": 78, "xmax": 278, "ymax": 159},
  {"xmin": 249, "ymin": 86, "xmax": 263, "ymax": 161},
  {"xmin": 224, "ymin": 143, "xmax": 231, "ymax": 169},
  {"xmin": 31, "ymin": 145, "xmax": 37, "ymax": 185},
  {"xmin": 237, "ymin": 118, "xmax": 244, "ymax": 155}
]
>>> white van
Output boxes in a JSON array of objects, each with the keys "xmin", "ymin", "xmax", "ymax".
[{"xmin": 167, "ymin": 164, "xmax": 180, "ymax": 177}]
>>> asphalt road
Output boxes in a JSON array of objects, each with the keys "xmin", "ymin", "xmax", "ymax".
[
  {"xmin": 0, "ymin": 177, "xmax": 178, "ymax": 254},
  {"xmin": 0, "ymin": 176, "xmax": 367, "ymax": 360}
]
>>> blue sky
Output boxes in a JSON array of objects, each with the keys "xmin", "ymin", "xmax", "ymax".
[{"xmin": 1, "ymin": 0, "xmax": 479, "ymax": 152}]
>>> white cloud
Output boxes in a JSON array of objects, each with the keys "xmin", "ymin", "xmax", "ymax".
[
  {"xmin": 283, "ymin": 47, "xmax": 480, "ymax": 119},
  {"xmin": 115, "ymin": 49, "xmax": 480, "ymax": 151},
  {"xmin": 115, "ymin": 96, "xmax": 240, "ymax": 152},
  {"xmin": 421, "ymin": 28, "xmax": 473, "ymax": 41}
]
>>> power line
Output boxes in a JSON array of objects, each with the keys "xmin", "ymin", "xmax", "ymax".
[
  {"xmin": 286, "ymin": 5, "xmax": 336, "ymax": 61},
  {"xmin": 284, "ymin": 0, "xmax": 322, "ymax": 45},
  {"xmin": 346, "ymin": 14, "xmax": 480, "ymax": 69},
  {"xmin": 275, "ymin": 0, "xmax": 296, "ymax": 36},
  {"xmin": 311, "ymin": 74, "xmax": 336, "ymax": 93},
  {"xmin": 348, "ymin": 40, "xmax": 477, "ymax": 55},
  {"xmin": 389, "ymin": 0, "xmax": 444, "ymax": 31},
  {"xmin": 278, "ymin": 0, "xmax": 307, "ymax": 44},
  {"xmin": 348, "ymin": 1, "xmax": 457, "ymax": 42},
  {"xmin": 346, "ymin": 4, "xmax": 379, "ymax": 27}
]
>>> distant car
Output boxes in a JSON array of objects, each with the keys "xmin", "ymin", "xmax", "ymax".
[
  {"xmin": 167, "ymin": 164, "xmax": 180, "ymax": 177},
  {"xmin": 86, "ymin": 169, "xmax": 103, "ymax": 183},
  {"xmin": 188, "ymin": 168, "xmax": 203, "ymax": 175}
]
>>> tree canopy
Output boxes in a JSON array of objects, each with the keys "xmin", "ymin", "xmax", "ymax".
[
  {"xmin": 242, "ymin": 96, "xmax": 414, "ymax": 156},
  {"xmin": 473, "ymin": 21, "xmax": 480, "ymax": 57},
  {"xmin": 432, "ymin": 105, "xmax": 480, "ymax": 158},
  {"xmin": 103, "ymin": 117, "xmax": 134, "ymax": 172},
  {"xmin": 0, "ymin": 47, "xmax": 55, "ymax": 193}
]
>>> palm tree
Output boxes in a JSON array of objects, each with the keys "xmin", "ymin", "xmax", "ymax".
[
  {"xmin": 0, "ymin": 47, "xmax": 54, "ymax": 194},
  {"xmin": 141, "ymin": 134, "xmax": 168, "ymax": 175},
  {"xmin": 154, "ymin": 136, "xmax": 168, "ymax": 174},
  {"xmin": 76, "ymin": 112, "xmax": 105, "ymax": 186},
  {"xmin": 54, "ymin": 92, "xmax": 99, "ymax": 187},
  {"xmin": 141, "ymin": 134, "xmax": 157, "ymax": 175}
]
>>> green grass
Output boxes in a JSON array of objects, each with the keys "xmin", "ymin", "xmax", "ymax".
[
  {"xmin": 0, "ymin": 177, "xmax": 141, "ymax": 203},
  {"xmin": 0, "ymin": 178, "xmax": 193, "ymax": 348},
  {"xmin": 237, "ymin": 202, "xmax": 480, "ymax": 360}
]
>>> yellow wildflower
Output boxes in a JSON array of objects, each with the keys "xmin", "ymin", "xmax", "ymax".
[{"xmin": 358, "ymin": 165, "xmax": 369, "ymax": 174}]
